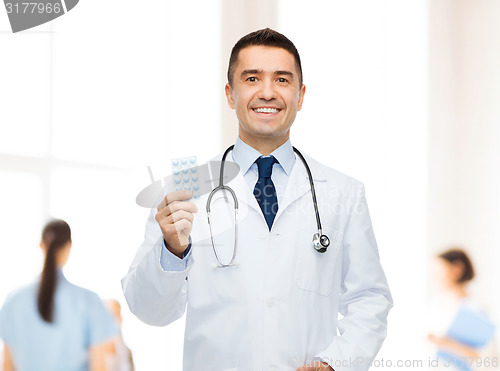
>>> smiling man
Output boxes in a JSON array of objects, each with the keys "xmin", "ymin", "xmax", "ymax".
[
  {"xmin": 122, "ymin": 28, "xmax": 392, "ymax": 371},
  {"xmin": 226, "ymin": 43, "xmax": 305, "ymax": 155}
]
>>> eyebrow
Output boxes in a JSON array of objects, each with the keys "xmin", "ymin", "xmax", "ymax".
[
  {"xmin": 240, "ymin": 69, "xmax": 295, "ymax": 79},
  {"xmin": 275, "ymin": 70, "xmax": 294, "ymax": 78},
  {"xmin": 240, "ymin": 69, "xmax": 262, "ymax": 77}
]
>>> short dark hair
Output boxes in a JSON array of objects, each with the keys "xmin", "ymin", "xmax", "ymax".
[
  {"xmin": 227, "ymin": 28, "xmax": 303, "ymax": 87},
  {"xmin": 438, "ymin": 248, "xmax": 475, "ymax": 283}
]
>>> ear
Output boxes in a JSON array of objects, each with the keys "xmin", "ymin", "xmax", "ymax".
[
  {"xmin": 297, "ymin": 84, "xmax": 306, "ymax": 111},
  {"xmin": 452, "ymin": 261, "xmax": 465, "ymax": 281},
  {"xmin": 225, "ymin": 83, "xmax": 235, "ymax": 109}
]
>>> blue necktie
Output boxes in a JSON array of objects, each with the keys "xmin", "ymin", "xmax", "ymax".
[{"xmin": 253, "ymin": 156, "xmax": 278, "ymax": 230}]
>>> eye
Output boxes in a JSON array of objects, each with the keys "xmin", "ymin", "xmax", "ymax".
[
  {"xmin": 246, "ymin": 76, "xmax": 257, "ymax": 82},
  {"xmin": 278, "ymin": 77, "xmax": 289, "ymax": 83}
]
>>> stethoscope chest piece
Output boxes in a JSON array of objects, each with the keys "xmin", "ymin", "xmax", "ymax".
[{"xmin": 312, "ymin": 232, "xmax": 330, "ymax": 253}]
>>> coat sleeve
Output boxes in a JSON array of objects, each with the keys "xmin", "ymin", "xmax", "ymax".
[
  {"xmin": 121, "ymin": 209, "xmax": 193, "ymax": 327},
  {"xmin": 315, "ymin": 183, "xmax": 393, "ymax": 371}
]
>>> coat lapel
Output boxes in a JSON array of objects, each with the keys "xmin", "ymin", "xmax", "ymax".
[
  {"xmin": 208, "ymin": 151, "xmax": 327, "ymax": 225},
  {"xmin": 227, "ymin": 168, "xmax": 262, "ymax": 214},
  {"xmin": 274, "ymin": 154, "xmax": 327, "ymax": 224},
  {"xmin": 207, "ymin": 157, "xmax": 262, "ymax": 214}
]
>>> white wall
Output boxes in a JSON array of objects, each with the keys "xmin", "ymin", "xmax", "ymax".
[
  {"xmin": 0, "ymin": 1, "xmax": 221, "ymax": 369},
  {"xmin": 428, "ymin": 0, "xmax": 500, "ymax": 324}
]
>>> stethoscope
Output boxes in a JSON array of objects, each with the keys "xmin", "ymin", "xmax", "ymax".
[{"xmin": 206, "ymin": 145, "xmax": 330, "ymax": 268}]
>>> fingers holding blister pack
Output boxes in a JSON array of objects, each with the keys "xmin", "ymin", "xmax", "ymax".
[
  {"xmin": 154, "ymin": 156, "xmax": 200, "ymax": 257},
  {"xmin": 135, "ymin": 160, "xmax": 240, "ymax": 209},
  {"xmin": 155, "ymin": 190, "xmax": 198, "ymax": 257}
]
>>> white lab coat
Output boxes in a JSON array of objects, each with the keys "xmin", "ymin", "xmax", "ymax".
[{"xmin": 122, "ymin": 152, "xmax": 393, "ymax": 371}]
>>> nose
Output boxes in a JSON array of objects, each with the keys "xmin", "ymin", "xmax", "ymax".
[{"xmin": 257, "ymin": 79, "xmax": 277, "ymax": 101}]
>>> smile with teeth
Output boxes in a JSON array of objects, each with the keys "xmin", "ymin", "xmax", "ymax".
[{"xmin": 253, "ymin": 107, "xmax": 281, "ymax": 114}]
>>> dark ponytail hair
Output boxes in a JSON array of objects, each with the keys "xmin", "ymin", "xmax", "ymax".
[
  {"xmin": 438, "ymin": 248, "xmax": 475, "ymax": 284},
  {"xmin": 38, "ymin": 219, "xmax": 71, "ymax": 323}
]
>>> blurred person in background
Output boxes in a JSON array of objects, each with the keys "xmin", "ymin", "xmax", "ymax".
[
  {"xmin": 428, "ymin": 248, "xmax": 498, "ymax": 371},
  {"xmin": 104, "ymin": 299, "xmax": 134, "ymax": 371},
  {"xmin": 0, "ymin": 219, "xmax": 119, "ymax": 371},
  {"xmin": 0, "ymin": 344, "xmax": 3, "ymax": 368}
]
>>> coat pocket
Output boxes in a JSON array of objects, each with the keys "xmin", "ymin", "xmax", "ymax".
[{"xmin": 294, "ymin": 228, "xmax": 342, "ymax": 296}]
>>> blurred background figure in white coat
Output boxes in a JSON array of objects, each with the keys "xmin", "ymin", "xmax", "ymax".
[
  {"xmin": 0, "ymin": 219, "xmax": 119, "ymax": 371},
  {"xmin": 428, "ymin": 248, "xmax": 498, "ymax": 371}
]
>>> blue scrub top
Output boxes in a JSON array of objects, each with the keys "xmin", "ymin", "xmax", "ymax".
[{"xmin": 0, "ymin": 270, "xmax": 118, "ymax": 371}]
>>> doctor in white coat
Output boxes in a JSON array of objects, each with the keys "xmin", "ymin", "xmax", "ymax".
[{"xmin": 122, "ymin": 28, "xmax": 393, "ymax": 371}]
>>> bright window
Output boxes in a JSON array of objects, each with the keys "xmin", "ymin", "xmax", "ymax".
[{"xmin": 0, "ymin": 1, "xmax": 221, "ymax": 369}]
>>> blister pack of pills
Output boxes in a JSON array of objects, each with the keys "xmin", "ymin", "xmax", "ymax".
[{"xmin": 171, "ymin": 156, "xmax": 200, "ymax": 199}]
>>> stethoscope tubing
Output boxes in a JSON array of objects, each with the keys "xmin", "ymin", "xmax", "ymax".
[
  {"xmin": 292, "ymin": 146, "xmax": 323, "ymax": 236},
  {"xmin": 206, "ymin": 145, "xmax": 328, "ymax": 267}
]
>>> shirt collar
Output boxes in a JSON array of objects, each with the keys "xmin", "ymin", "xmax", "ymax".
[
  {"xmin": 232, "ymin": 136, "xmax": 295, "ymax": 176},
  {"xmin": 57, "ymin": 267, "xmax": 67, "ymax": 282}
]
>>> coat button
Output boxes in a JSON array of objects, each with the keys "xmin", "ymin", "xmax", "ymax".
[{"xmin": 266, "ymin": 298, "xmax": 275, "ymax": 308}]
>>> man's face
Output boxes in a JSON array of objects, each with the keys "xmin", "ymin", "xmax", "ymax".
[{"xmin": 225, "ymin": 45, "xmax": 306, "ymax": 146}]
